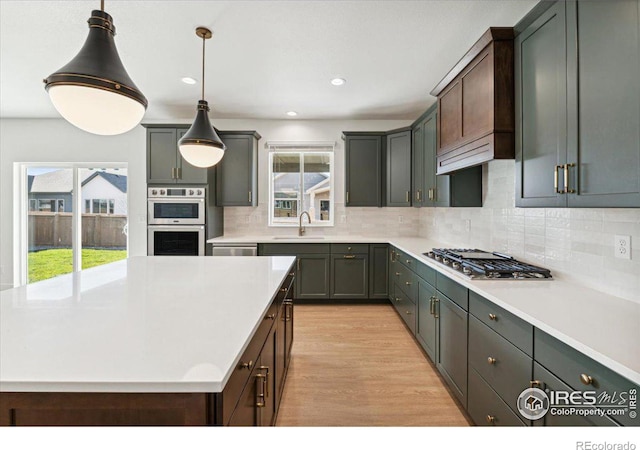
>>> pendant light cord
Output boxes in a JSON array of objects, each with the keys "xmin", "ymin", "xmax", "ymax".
[
  {"xmin": 201, "ymin": 33, "xmax": 206, "ymax": 101},
  {"xmin": 100, "ymin": 0, "xmax": 104, "ymax": 11}
]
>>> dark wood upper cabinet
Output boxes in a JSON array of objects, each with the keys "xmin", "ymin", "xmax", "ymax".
[{"xmin": 431, "ymin": 28, "xmax": 515, "ymax": 175}]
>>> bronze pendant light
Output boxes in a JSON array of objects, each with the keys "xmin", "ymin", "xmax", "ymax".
[
  {"xmin": 43, "ymin": 0, "xmax": 147, "ymax": 135},
  {"xmin": 178, "ymin": 27, "xmax": 226, "ymax": 168}
]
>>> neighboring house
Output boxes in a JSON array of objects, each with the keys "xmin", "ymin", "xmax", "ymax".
[
  {"xmin": 273, "ymin": 172, "xmax": 329, "ymax": 220},
  {"xmin": 28, "ymin": 169, "xmax": 127, "ymax": 215}
]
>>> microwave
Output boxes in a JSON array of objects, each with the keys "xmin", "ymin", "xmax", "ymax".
[{"xmin": 147, "ymin": 187, "xmax": 205, "ymax": 225}]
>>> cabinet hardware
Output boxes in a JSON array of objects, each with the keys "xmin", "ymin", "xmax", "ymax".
[
  {"xmin": 289, "ymin": 272, "xmax": 295, "ymax": 277},
  {"xmin": 434, "ymin": 298, "xmax": 439, "ymax": 318},
  {"xmin": 346, "ymin": 191, "xmax": 349, "ymax": 203},
  {"xmin": 554, "ymin": 165, "xmax": 563, "ymax": 194},
  {"xmin": 564, "ymin": 163, "xmax": 576, "ymax": 194},
  {"xmin": 171, "ymin": 167, "xmax": 176, "ymax": 179},
  {"xmin": 177, "ymin": 167, "xmax": 182, "ymax": 179},
  {"xmin": 390, "ymin": 250, "xmax": 395, "ymax": 262},
  {"xmin": 405, "ymin": 281, "xmax": 412, "ymax": 286},
  {"xmin": 487, "ymin": 357, "xmax": 496, "ymax": 365},
  {"xmin": 265, "ymin": 313, "xmax": 276, "ymax": 320},
  {"xmin": 486, "ymin": 415, "xmax": 495, "ymax": 424},
  {"xmin": 530, "ymin": 380, "xmax": 541, "ymax": 388},
  {"xmin": 297, "ymin": 258, "xmax": 300, "ymax": 272},
  {"xmin": 405, "ymin": 191, "xmax": 410, "ymax": 203},
  {"xmin": 395, "ymin": 272, "xmax": 401, "ymax": 277},
  {"xmin": 488, "ymin": 313, "xmax": 497, "ymax": 321},
  {"xmin": 248, "ymin": 191, "xmax": 252, "ymax": 203},
  {"xmin": 347, "ymin": 246, "xmax": 352, "ymax": 251},
  {"xmin": 428, "ymin": 188, "xmax": 434, "ymax": 201},
  {"xmin": 406, "ymin": 259, "xmax": 411, "ymax": 264},
  {"xmin": 280, "ymin": 287, "xmax": 288, "ymax": 293},
  {"xmin": 580, "ymin": 373, "xmax": 594, "ymax": 386},
  {"xmin": 239, "ymin": 360, "xmax": 253, "ymax": 370},
  {"xmin": 405, "ymin": 310, "xmax": 412, "ymax": 315},
  {"xmin": 255, "ymin": 373, "xmax": 266, "ymax": 407},
  {"xmin": 258, "ymin": 366, "xmax": 270, "ymax": 397},
  {"xmin": 429, "ymin": 296, "xmax": 435, "ymax": 315},
  {"xmin": 395, "ymin": 297, "xmax": 401, "ymax": 303},
  {"xmin": 343, "ymin": 255, "xmax": 356, "ymax": 259},
  {"xmin": 416, "ymin": 190, "xmax": 422, "ymax": 201}
]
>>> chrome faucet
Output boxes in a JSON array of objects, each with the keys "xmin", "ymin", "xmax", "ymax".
[{"xmin": 299, "ymin": 211, "xmax": 311, "ymax": 236}]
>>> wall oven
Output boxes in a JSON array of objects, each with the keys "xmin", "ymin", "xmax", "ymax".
[{"xmin": 147, "ymin": 187, "xmax": 206, "ymax": 256}]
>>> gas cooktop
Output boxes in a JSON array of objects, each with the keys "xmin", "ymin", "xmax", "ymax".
[{"xmin": 424, "ymin": 248, "xmax": 552, "ymax": 280}]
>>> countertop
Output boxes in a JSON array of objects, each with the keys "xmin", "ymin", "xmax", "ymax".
[
  {"xmin": 0, "ymin": 255, "xmax": 295, "ymax": 393},
  {"xmin": 209, "ymin": 234, "xmax": 640, "ymax": 385}
]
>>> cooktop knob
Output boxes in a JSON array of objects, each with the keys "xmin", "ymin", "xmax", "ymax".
[
  {"xmin": 151, "ymin": 189, "xmax": 157, "ymax": 195},
  {"xmin": 160, "ymin": 189, "xmax": 166, "ymax": 195},
  {"xmin": 443, "ymin": 258, "xmax": 450, "ymax": 265},
  {"xmin": 197, "ymin": 189, "xmax": 203, "ymax": 195},
  {"xmin": 452, "ymin": 262, "xmax": 460, "ymax": 269},
  {"xmin": 189, "ymin": 189, "xmax": 194, "ymax": 195}
]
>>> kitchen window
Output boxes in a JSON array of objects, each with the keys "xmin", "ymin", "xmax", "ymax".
[{"xmin": 268, "ymin": 143, "xmax": 334, "ymax": 227}]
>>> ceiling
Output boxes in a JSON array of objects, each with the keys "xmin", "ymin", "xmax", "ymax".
[{"xmin": 0, "ymin": 0, "xmax": 537, "ymax": 121}]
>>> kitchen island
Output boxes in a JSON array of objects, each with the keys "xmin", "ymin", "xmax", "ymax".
[{"xmin": 0, "ymin": 256, "xmax": 296, "ymax": 426}]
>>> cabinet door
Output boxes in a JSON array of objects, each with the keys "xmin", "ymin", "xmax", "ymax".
[
  {"xmin": 176, "ymin": 128, "xmax": 208, "ymax": 185},
  {"xmin": 386, "ymin": 131, "xmax": 412, "ymax": 207},
  {"xmin": 515, "ymin": 2, "xmax": 568, "ymax": 207},
  {"xmin": 330, "ymin": 254, "xmax": 368, "ymax": 299},
  {"xmin": 417, "ymin": 278, "xmax": 437, "ymax": 362},
  {"xmin": 284, "ymin": 300, "xmax": 294, "ymax": 363},
  {"xmin": 421, "ymin": 111, "xmax": 437, "ymax": 206},
  {"xmin": 228, "ymin": 365, "xmax": 260, "ymax": 426},
  {"xmin": 438, "ymin": 81, "xmax": 463, "ymax": 152},
  {"xmin": 258, "ymin": 327, "xmax": 276, "ymax": 426},
  {"xmin": 412, "ymin": 124, "xmax": 425, "ymax": 207},
  {"xmin": 345, "ymin": 135, "xmax": 382, "ymax": 206},
  {"xmin": 565, "ymin": 0, "xmax": 640, "ymax": 207},
  {"xmin": 275, "ymin": 304, "xmax": 286, "ymax": 410},
  {"xmin": 436, "ymin": 293, "xmax": 468, "ymax": 408},
  {"xmin": 369, "ymin": 244, "xmax": 388, "ymax": 299},
  {"xmin": 147, "ymin": 128, "xmax": 178, "ymax": 184},
  {"xmin": 295, "ymin": 255, "xmax": 330, "ymax": 299},
  {"xmin": 216, "ymin": 134, "xmax": 258, "ymax": 206}
]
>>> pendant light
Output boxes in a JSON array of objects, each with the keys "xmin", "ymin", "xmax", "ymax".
[
  {"xmin": 43, "ymin": 0, "xmax": 147, "ymax": 135},
  {"xmin": 178, "ymin": 27, "xmax": 226, "ymax": 168}
]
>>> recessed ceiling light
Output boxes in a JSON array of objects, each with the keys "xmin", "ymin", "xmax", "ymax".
[
  {"xmin": 181, "ymin": 77, "xmax": 197, "ymax": 85},
  {"xmin": 286, "ymin": 111, "xmax": 298, "ymax": 117},
  {"xmin": 330, "ymin": 78, "xmax": 346, "ymax": 86}
]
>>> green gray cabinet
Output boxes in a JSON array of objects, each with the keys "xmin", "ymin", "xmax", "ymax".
[
  {"xmin": 296, "ymin": 254, "xmax": 330, "ymax": 300},
  {"xmin": 343, "ymin": 134, "xmax": 384, "ymax": 207},
  {"xmin": 417, "ymin": 277, "xmax": 437, "ymax": 362},
  {"xmin": 216, "ymin": 131, "xmax": 260, "ymax": 206},
  {"xmin": 146, "ymin": 126, "xmax": 208, "ymax": 185},
  {"xmin": 386, "ymin": 129, "xmax": 412, "ymax": 207},
  {"xmin": 369, "ymin": 244, "xmax": 389, "ymax": 299},
  {"xmin": 412, "ymin": 106, "xmax": 483, "ymax": 208},
  {"xmin": 330, "ymin": 252, "xmax": 369, "ymax": 299},
  {"xmin": 516, "ymin": 0, "xmax": 640, "ymax": 207}
]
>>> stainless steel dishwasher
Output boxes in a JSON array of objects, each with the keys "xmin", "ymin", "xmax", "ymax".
[{"xmin": 210, "ymin": 243, "xmax": 258, "ymax": 256}]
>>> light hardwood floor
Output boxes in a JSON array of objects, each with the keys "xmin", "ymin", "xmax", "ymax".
[{"xmin": 276, "ymin": 303, "xmax": 471, "ymax": 426}]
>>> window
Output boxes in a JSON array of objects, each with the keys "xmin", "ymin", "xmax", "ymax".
[
  {"xmin": 268, "ymin": 144, "xmax": 334, "ymax": 227},
  {"xmin": 91, "ymin": 199, "xmax": 115, "ymax": 214}
]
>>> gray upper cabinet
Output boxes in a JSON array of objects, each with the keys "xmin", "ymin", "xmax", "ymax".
[
  {"xmin": 343, "ymin": 133, "xmax": 383, "ymax": 207},
  {"xmin": 146, "ymin": 126, "xmax": 208, "ymax": 185},
  {"xmin": 216, "ymin": 131, "xmax": 261, "ymax": 207},
  {"xmin": 386, "ymin": 129, "xmax": 412, "ymax": 207},
  {"xmin": 412, "ymin": 121, "xmax": 426, "ymax": 207},
  {"xmin": 516, "ymin": 0, "xmax": 640, "ymax": 207}
]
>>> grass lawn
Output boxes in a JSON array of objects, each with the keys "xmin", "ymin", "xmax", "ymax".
[{"xmin": 28, "ymin": 248, "xmax": 127, "ymax": 283}]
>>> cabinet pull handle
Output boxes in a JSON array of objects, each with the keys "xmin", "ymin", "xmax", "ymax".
[
  {"xmin": 406, "ymin": 259, "xmax": 411, "ymax": 264},
  {"xmin": 554, "ymin": 165, "xmax": 563, "ymax": 194},
  {"xmin": 239, "ymin": 360, "xmax": 253, "ymax": 370},
  {"xmin": 258, "ymin": 366, "xmax": 270, "ymax": 397},
  {"xmin": 289, "ymin": 272, "xmax": 295, "ymax": 277},
  {"xmin": 346, "ymin": 191, "xmax": 349, "ymax": 204},
  {"xmin": 406, "ymin": 191, "xmax": 410, "ymax": 203},
  {"xmin": 405, "ymin": 281, "xmax": 412, "ymax": 286},
  {"xmin": 580, "ymin": 374, "xmax": 594, "ymax": 386},
  {"xmin": 171, "ymin": 167, "xmax": 175, "ymax": 179},
  {"xmin": 429, "ymin": 296, "xmax": 435, "ymax": 315},
  {"xmin": 428, "ymin": 188, "xmax": 434, "ymax": 201},
  {"xmin": 265, "ymin": 313, "xmax": 276, "ymax": 320},
  {"xmin": 395, "ymin": 297, "xmax": 401, "ymax": 303},
  {"xmin": 280, "ymin": 287, "xmax": 288, "ymax": 293},
  {"xmin": 416, "ymin": 190, "xmax": 421, "ymax": 201},
  {"xmin": 297, "ymin": 258, "xmax": 300, "ymax": 272},
  {"xmin": 488, "ymin": 313, "xmax": 497, "ymax": 321},
  {"xmin": 564, "ymin": 163, "xmax": 576, "ymax": 194},
  {"xmin": 395, "ymin": 272, "xmax": 401, "ymax": 277},
  {"xmin": 343, "ymin": 255, "xmax": 356, "ymax": 259},
  {"xmin": 405, "ymin": 310, "xmax": 412, "ymax": 315},
  {"xmin": 248, "ymin": 191, "xmax": 252, "ymax": 203},
  {"xmin": 530, "ymin": 380, "xmax": 541, "ymax": 388},
  {"xmin": 255, "ymin": 373, "xmax": 266, "ymax": 407},
  {"xmin": 390, "ymin": 250, "xmax": 395, "ymax": 262},
  {"xmin": 486, "ymin": 415, "xmax": 495, "ymax": 424},
  {"xmin": 487, "ymin": 357, "xmax": 496, "ymax": 365},
  {"xmin": 434, "ymin": 298, "xmax": 439, "ymax": 318}
]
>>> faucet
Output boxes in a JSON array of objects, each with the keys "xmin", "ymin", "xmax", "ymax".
[{"xmin": 299, "ymin": 211, "xmax": 311, "ymax": 236}]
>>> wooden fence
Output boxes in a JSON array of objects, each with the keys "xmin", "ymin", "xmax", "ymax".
[{"xmin": 28, "ymin": 213, "xmax": 127, "ymax": 249}]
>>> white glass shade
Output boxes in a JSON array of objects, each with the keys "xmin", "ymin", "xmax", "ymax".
[
  {"xmin": 48, "ymin": 85, "xmax": 146, "ymax": 135},
  {"xmin": 179, "ymin": 144, "xmax": 225, "ymax": 168}
]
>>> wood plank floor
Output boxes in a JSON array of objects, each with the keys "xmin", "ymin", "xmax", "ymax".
[{"xmin": 276, "ymin": 303, "xmax": 471, "ymax": 426}]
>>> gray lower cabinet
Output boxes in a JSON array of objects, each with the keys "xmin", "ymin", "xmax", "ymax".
[
  {"xmin": 416, "ymin": 277, "xmax": 437, "ymax": 362},
  {"xmin": 386, "ymin": 129, "xmax": 412, "ymax": 207},
  {"xmin": 216, "ymin": 132, "xmax": 260, "ymax": 206},
  {"xmin": 296, "ymin": 254, "xmax": 330, "ymax": 300},
  {"xmin": 146, "ymin": 126, "xmax": 208, "ymax": 185},
  {"xmin": 516, "ymin": 0, "xmax": 640, "ymax": 207},
  {"xmin": 468, "ymin": 368, "xmax": 526, "ymax": 426},
  {"xmin": 369, "ymin": 244, "xmax": 389, "ymax": 299},
  {"xmin": 343, "ymin": 133, "xmax": 384, "ymax": 207},
  {"xmin": 330, "ymin": 253, "xmax": 368, "ymax": 299}
]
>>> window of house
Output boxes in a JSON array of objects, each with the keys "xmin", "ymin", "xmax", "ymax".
[
  {"xmin": 91, "ymin": 199, "xmax": 115, "ymax": 214},
  {"xmin": 268, "ymin": 143, "xmax": 334, "ymax": 227}
]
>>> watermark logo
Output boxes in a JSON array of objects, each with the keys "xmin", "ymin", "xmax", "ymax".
[{"xmin": 517, "ymin": 387, "xmax": 550, "ymax": 420}]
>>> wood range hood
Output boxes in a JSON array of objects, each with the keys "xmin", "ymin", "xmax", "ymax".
[{"xmin": 430, "ymin": 28, "xmax": 515, "ymax": 175}]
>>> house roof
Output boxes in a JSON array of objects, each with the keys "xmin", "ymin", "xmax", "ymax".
[
  {"xmin": 81, "ymin": 172, "xmax": 127, "ymax": 193},
  {"xmin": 29, "ymin": 169, "xmax": 127, "ymax": 194}
]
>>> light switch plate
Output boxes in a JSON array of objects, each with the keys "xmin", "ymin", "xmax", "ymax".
[{"xmin": 614, "ymin": 235, "xmax": 631, "ymax": 260}]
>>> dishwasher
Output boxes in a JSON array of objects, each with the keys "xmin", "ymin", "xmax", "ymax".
[{"xmin": 210, "ymin": 243, "xmax": 258, "ymax": 256}]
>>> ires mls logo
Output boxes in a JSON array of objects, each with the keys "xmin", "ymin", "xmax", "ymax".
[{"xmin": 517, "ymin": 388, "xmax": 550, "ymax": 420}]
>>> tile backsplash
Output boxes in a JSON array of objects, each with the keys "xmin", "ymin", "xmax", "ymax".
[{"xmin": 222, "ymin": 160, "xmax": 639, "ymax": 303}]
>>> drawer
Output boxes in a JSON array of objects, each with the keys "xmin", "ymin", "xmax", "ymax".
[
  {"xmin": 392, "ymin": 286, "xmax": 416, "ymax": 335},
  {"xmin": 416, "ymin": 260, "xmax": 436, "ymax": 286},
  {"xmin": 391, "ymin": 266, "xmax": 417, "ymax": 301},
  {"xmin": 533, "ymin": 362, "xmax": 620, "ymax": 427},
  {"xmin": 468, "ymin": 368, "xmax": 527, "ymax": 426},
  {"xmin": 394, "ymin": 248, "xmax": 416, "ymax": 271},
  {"xmin": 258, "ymin": 243, "xmax": 330, "ymax": 255},
  {"xmin": 469, "ymin": 291, "xmax": 533, "ymax": 356},
  {"xmin": 330, "ymin": 243, "xmax": 369, "ymax": 254},
  {"xmin": 535, "ymin": 329, "xmax": 639, "ymax": 427},
  {"xmin": 468, "ymin": 316, "xmax": 532, "ymax": 414},
  {"xmin": 436, "ymin": 272, "xmax": 468, "ymax": 310}
]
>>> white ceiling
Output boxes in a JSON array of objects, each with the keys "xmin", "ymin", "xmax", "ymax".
[{"xmin": 0, "ymin": 0, "xmax": 536, "ymax": 121}]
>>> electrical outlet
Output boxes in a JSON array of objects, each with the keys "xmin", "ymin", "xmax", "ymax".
[
  {"xmin": 614, "ymin": 235, "xmax": 631, "ymax": 260},
  {"xmin": 465, "ymin": 219, "xmax": 471, "ymax": 232},
  {"xmin": 398, "ymin": 216, "xmax": 404, "ymax": 224}
]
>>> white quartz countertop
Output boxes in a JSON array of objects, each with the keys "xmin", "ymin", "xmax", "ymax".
[
  {"xmin": 210, "ymin": 235, "xmax": 640, "ymax": 385},
  {"xmin": 0, "ymin": 256, "xmax": 295, "ymax": 393},
  {"xmin": 207, "ymin": 235, "xmax": 388, "ymax": 244}
]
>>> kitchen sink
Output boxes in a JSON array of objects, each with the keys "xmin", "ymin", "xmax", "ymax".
[{"xmin": 272, "ymin": 236, "xmax": 325, "ymax": 240}]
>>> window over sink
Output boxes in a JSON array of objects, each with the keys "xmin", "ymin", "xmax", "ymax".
[{"xmin": 267, "ymin": 142, "xmax": 334, "ymax": 227}]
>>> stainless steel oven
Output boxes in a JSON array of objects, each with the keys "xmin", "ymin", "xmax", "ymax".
[
  {"xmin": 148, "ymin": 225, "xmax": 205, "ymax": 256},
  {"xmin": 147, "ymin": 187, "xmax": 205, "ymax": 225}
]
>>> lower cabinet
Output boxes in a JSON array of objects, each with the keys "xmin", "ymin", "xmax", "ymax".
[
  {"xmin": 416, "ymin": 277, "xmax": 437, "ymax": 362},
  {"xmin": 468, "ymin": 368, "xmax": 526, "ymax": 426},
  {"xmin": 330, "ymin": 252, "xmax": 369, "ymax": 299},
  {"xmin": 369, "ymin": 244, "xmax": 389, "ymax": 299},
  {"xmin": 296, "ymin": 254, "xmax": 331, "ymax": 299}
]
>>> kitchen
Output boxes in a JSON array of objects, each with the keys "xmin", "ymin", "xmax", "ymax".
[{"xmin": 1, "ymin": 0, "xmax": 639, "ymax": 447}]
